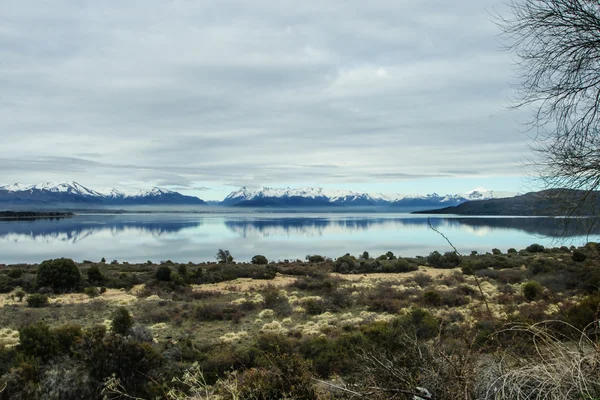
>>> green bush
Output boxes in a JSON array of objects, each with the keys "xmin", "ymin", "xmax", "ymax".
[
  {"xmin": 54, "ymin": 324, "xmax": 83, "ymax": 354},
  {"xmin": 7, "ymin": 269, "xmax": 23, "ymax": 279},
  {"xmin": 526, "ymin": 243, "xmax": 545, "ymax": 253},
  {"xmin": 87, "ymin": 265, "xmax": 104, "ymax": 284},
  {"xmin": 507, "ymin": 248, "xmax": 518, "ymax": 254},
  {"xmin": 26, "ymin": 293, "xmax": 49, "ymax": 308},
  {"xmin": 565, "ymin": 295, "xmax": 600, "ymax": 329},
  {"xmin": 37, "ymin": 258, "xmax": 81, "ymax": 292},
  {"xmin": 306, "ymin": 254, "xmax": 325, "ymax": 263},
  {"xmin": 111, "ymin": 307, "xmax": 134, "ymax": 335},
  {"xmin": 572, "ymin": 250, "xmax": 587, "ymax": 262},
  {"xmin": 18, "ymin": 322, "xmax": 59, "ymax": 361},
  {"xmin": 523, "ymin": 281, "xmax": 544, "ymax": 301},
  {"xmin": 492, "ymin": 248, "xmax": 502, "ymax": 255},
  {"xmin": 237, "ymin": 353, "xmax": 316, "ymax": 400},
  {"xmin": 427, "ymin": 251, "xmax": 461, "ymax": 269},
  {"xmin": 84, "ymin": 286, "xmax": 100, "ymax": 298},
  {"xmin": 251, "ymin": 255, "xmax": 269, "ymax": 265},
  {"xmin": 155, "ymin": 266, "xmax": 172, "ymax": 281},
  {"xmin": 423, "ymin": 290, "xmax": 442, "ymax": 306}
]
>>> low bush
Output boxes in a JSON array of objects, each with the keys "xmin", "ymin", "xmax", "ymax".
[
  {"xmin": 522, "ymin": 281, "xmax": 544, "ymax": 301},
  {"xmin": 526, "ymin": 243, "xmax": 545, "ymax": 253},
  {"xmin": 26, "ymin": 293, "xmax": 48, "ymax": 308},
  {"xmin": 111, "ymin": 307, "xmax": 134, "ymax": 335},
  {"xmin": 427, "ymin": 251, "xmax": 461, "ymax": 269},
  {"xmin": 251, "ymin": 255, "xmax": 269, "ymax": 265}
]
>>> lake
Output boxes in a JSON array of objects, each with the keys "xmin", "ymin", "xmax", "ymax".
[{"xmin": 0, "ymin": 212, "xmax": 596, "ymax": 264}]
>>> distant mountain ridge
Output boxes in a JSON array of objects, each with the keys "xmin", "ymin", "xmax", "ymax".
[
  {"xmin": 0, "ymin": 182, "xmax": 206, "ymax": 206},
  {"xmin": 221, "ymin": 186, "xmax": 517, "ymax": 208},
  {"xmin": 413, "ymin": 189, "xmax": 600, "ymax": 216}
]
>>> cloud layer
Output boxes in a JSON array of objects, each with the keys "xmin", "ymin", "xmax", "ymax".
[{"xmin": 1, "ymin": 0, "xmax": 530, "ymax": 196}]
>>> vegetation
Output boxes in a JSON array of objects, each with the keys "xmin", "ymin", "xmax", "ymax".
[
  {"xmin": 0, "ymin": 244, "xmax": 599, "ymax": 398},
  {"xmin": 36, "ymin": 258, "xmax": 81, "ymax": 292}
]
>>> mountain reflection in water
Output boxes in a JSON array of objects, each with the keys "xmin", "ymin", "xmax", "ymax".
[{"xmin": 0, "ymin": 213, "xmax": 596, "ymax": 264}]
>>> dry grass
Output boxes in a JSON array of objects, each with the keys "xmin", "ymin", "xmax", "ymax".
[{"xmin": 482, "ymin": 321, "xmax": 600, "ymax": 399}]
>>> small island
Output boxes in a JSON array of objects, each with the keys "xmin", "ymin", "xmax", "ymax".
[{"xmin": 0, "ymin": 211, "xmax": 74, "ymax": 220}]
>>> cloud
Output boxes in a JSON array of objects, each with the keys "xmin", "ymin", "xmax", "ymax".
[{"xmin": 0, "ymin": 0, "xmax": 529, "ymax": 196}]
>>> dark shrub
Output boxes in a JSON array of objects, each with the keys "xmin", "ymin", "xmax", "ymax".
[
  {"xmin": 19, "ymin": 322, "xmax": 59, "ymax": 361},
  {"xmin": 155, "ymin": 266, "xmax": 172, "ymax": 282},
  {"xmin": 526, "ymin": 243, "xmax": 545, "ymax": 253},
  {"xmin": 507, "ymin": 248, "xmax": 518, "ymax": 254},
  {"xmin": 37, "ymin": 258, "xmax": 81, "ymax": 292},
  {"xmin": 427, "ymin": 251, "xmax": 461, "ymax": 269},
  {"xmin": 572, "ymin": 250, "xmax": 587, "ymax": 262},
  {"xmin": 111, "ymin": 307, "xmax": 134, "ymax": 335},
  {"xmin": 87, "ymin": 265, "xmax": 104, "ymax": 284},
  {"xmin": 528, "ymin": 258, "xmax": 558, "ymax": 275},
  {"xmin": 26, "ymin": 293, "xmax": 48, "ymax": 308},
  {"xmin": 492, "ymin": 248, "xmax": 502, "ymax": 255},
  {"xmin": 84, "ymin": 286, "xmax": 99, "ymax": 298},
  {"xmin": 54, "ymin": 324, "xmax": 83, "ymax": 354},
  {"xmin": 83, "ymin": 334, "xmax": 161, "ymax": 395},
  {"xmin": 238, "ymin": 353, "xmax": 316, "ymax": 400},
  {"xmin": 306, "ymin": 254, "xmax": 325, "ymax": 263},
  {"xmin": 522, "ymin": 281, "xmax": 543, "ymax": 301},
  {"xmin": 565, "ymin": 295, "xmax": 600, "ymax": 329},
  {"xmin": 334, "ymin": 254, "xmax": 357, "ymax": 273},
  {"xmin": 251, "ymin": 255, "xmax": 269, "ymax": 265},
  {"xmin": 423, "ymin": 290, "xmax": 442, "ymax": 306},
  {"xmin": 7, "ymin": 269, "xmax": 23, "ymax": 279},
  {"xmin": 303, "ymin": 298, "xmax": 327, "ymax": 315}
]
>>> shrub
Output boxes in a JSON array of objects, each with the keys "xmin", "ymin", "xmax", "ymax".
[
  {"xmin": 507, "ymin": 248, "xmax": 518, "ymax": 254},
  {"xmin": 87, "ymin": 265, "xmax": 104, "ymax": 284},
  {"xmin": 306, "ymin": 254, "xmax": 325, "ymax": 263},
  {"xmin": 565, "ymin": 295, "xmax": 600, "ymax": 329},
  {"xmin": 14, "ymin": 289, "xmax": 26, "ymax": 302},
  {"xmin": 26, "ymin": 293, "xmax": 49, "ymax": 307},
  {"xmin": 54, "ymin": 324, "xmax": 83, "ymax": 354},
  {"xmin": 111, "ymin": 307, "xmax": 133, "ymax": 335},
  {"xmin": 334, "ymin": 254, "xmax": 357, "ymax": 273},
  {"xmin": 427, "ymin": 251, "xmax": 461, "ymax": 269},
  {"xmin": 492, "ymin": 248, "xmax": 502, "ymax": 255},
  {"xmin": 237, "ymin": 353, "xmax": 316, "ymax": 400},
  {"xmin": 572, "ymin": 250, "xmax": 587, "ymax": 262},
  {"xmin": 522, "ymin": 281, "xmax": 544, "ymax": 301},
  {"xmin": 303, "ymin": 298, "xmax": 327, "ymax": 315},
  {"xmin": 423, "ymin": 290, "xmax": 442, "ymax": 306},
  {"xmin": 526, "ymin": 243, "xmax": 545, "ymax": 253},
  {"xmin": 19, "ymin": 322, "xmax": 59, "ymax": 361},
  {"xmin": 155, "ymin": 266, "xmax": 172, "ymax": 282},
  {"xmin": 251, "ymin": 255, "xmax": 269, "ymax": 265},
  {"xmin": 37, "ymin": 258, "xmax": 81, "ymax": 292},
  {"xmin": 7, "ymin": 269, "xmax": 23, "ymax": 279},
  {"xmin": 84, "ymin": 286, "xmax": 99, "ymax": 298}
]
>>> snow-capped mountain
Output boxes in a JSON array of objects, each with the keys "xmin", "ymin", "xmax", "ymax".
[
  {"xmin": 221, "ymin": 186, "xmax": 517, "ymax": 209},
  {"xmin": 0, "ymin": 182, "xmax": 206, "ymax": 206}
]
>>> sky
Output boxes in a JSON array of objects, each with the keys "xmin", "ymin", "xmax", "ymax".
[{"xmin": 1, "ymin": 0, "xmax": 536, "ymax": 200}]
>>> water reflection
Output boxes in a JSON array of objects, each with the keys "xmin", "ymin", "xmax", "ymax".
[
  {"xmin": 0, "ymin": 214, "xmax": 597, "ymax": 241},
  {"xmin": 0, "ymin": 213, "xmax": 597, "ymax": 264}
]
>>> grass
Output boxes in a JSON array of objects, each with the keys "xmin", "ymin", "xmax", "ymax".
[{"xmin": 1, "ymin": 245, "xmax": 600, "ymax": 398}]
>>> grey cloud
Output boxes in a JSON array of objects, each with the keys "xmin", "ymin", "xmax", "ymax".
[{"xmin": 0, "ymin": 0, "xmax": 528, "ymax": 192}]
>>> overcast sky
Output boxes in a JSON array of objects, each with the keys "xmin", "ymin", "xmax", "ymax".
[{"xmin": 1, "ymin": 0, "xmax": 534, "ymax": 200}]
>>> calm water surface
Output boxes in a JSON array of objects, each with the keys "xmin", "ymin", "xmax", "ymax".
[{"xmin": 0, "ymin": 212, "xmax": 596, "ymax": 264}]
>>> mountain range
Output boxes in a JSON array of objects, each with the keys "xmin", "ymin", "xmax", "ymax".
[
  {"xmin": 221, "ymin": 186, "xmax": 516, "ymax": 208},
  {"xmin": 0, "ymin": 182, "xmax": 517, "ymax": 209},
  {"xmin": 0, "ymin": 182, "xmax": 206, "ymax": 206}
]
